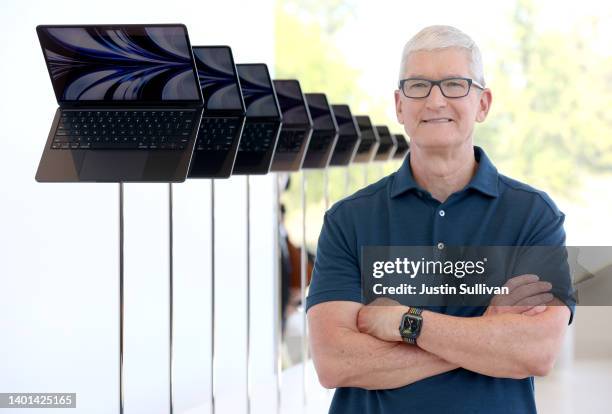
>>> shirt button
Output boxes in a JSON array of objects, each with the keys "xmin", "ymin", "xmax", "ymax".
[
  {"xmin": 439, "ymin": 210, "xmax": 445, "ymax": 217},
  {"xmin": 437, "ymin": 242, "xmax": 445, "ymax": 250}
]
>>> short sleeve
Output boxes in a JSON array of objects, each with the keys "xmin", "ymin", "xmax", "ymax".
[
  {"xmin": 516, "ymin": 199, "xmax": 576, "ymax": 324},
  {"xmin": 306, "ymin": 209, "xmax": 363, "ymax": 312}
]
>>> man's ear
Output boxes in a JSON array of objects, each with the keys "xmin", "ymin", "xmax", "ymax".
[
  {"xmin": 395, "ymin": 90, "xmax": 403, "ymax": 124},
  {"xmin": 476, "ymin": 88, "xmax": 492, "ymax": 123}
]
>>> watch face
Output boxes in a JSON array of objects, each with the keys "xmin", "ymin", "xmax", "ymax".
[
  {"xmin": 405, "ymin": 318, "xmax": 418, "ymax": 333},
  {"xmin": 401, "ymin": 313, "xmax": 422, "ymax": 338}
]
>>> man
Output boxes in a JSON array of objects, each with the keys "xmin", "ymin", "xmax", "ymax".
[{"xmin": 306, "ymin": 25, "xmax": 574, "ymax": 413}]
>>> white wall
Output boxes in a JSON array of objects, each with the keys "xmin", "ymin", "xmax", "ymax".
[{"xmin": 0, "ymin": 1, "xmax": 278, "ymax": 413}]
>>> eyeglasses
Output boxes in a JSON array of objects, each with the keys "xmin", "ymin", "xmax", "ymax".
[{"xmin": 398, "ymin": 77, "xmax": 484, "ymax": 99}]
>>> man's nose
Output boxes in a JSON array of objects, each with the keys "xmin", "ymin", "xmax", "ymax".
[{"xmin": 425, "ymin": 84, "xmax": 447, "ymax": 109}]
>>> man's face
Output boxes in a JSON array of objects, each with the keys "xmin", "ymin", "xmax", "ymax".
[{"xmin": 395, "ymin": 48, "xmax": 492, "ymax": 150}]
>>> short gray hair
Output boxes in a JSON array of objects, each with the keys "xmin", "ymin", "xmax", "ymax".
[{"xmin": 398, "ymin": 25, "xmax": 485, "ymax": 86}]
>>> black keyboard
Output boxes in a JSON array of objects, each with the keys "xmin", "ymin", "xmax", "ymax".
[
  {"xmin": 238, "ymin": 122, "xmax": 277, "ymax": 152},
  {"xmin": 52, "ymin": 110, "xmax": 195, "ymax": 150},
  {"xmin": 196, "ymin": 117, "xmax": 240, "ymax": 151},
  {"xmin": 276, "ymin": 130, "xmax": 305, "ymax": 152}
]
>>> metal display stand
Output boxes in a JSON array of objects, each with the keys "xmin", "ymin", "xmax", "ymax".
[
  {"xmin": 323, "ymin": 169, "xmax": 331, "ymax": 400},
  {"xmin": 169, "ymin": 184, "xmax": 175, "ymax": 414},
  {"xmin": 274, "ymin": 174, "xmax": 282, "ymax": 414},
  {"xmin": 246, "ymin": 175, "xmax": 252, "ymax": 414},
  {"xmin": 344, "ymin": 168, "xmax": 351, "ymax": 197},
  {"xmin": 119, "ymin": 183, "xmax": 125, "ymax": 414},
  {"xmin": 115, "ymin": 168, "xmax": 343, "ymax": 414},
  {"xmin": 211, "ymin": 179, "xmax": 216, "ymax": 414},
  {"xmin": 323, "ymin": 168, "xmax": 329, "ymax": 211},
  {"xmin": 300, "ymin": 171, "xmax": 307, "ymax": 407}
]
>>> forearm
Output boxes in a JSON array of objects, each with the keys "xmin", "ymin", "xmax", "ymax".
[
  {"xmin": 311, "ymin": 326, "xmax": 457, "ymax": 390},
  {"xmin": 417, "ymin": 307, "xmax": 566, "ymax": 378}
]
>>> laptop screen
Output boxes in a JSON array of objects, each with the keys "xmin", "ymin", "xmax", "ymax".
[
  {"xmin": 236, "ymin": 64, "xmax": 279, "ymax": 118},
  {"xmin": 192, "ymin": 46, "xmax": 243, "ymax": 112},
  {"xmin": 305, "ymin": 93, "xmax": 335, "ymax": 131},
  {"xmin": 37, "ymin": 25, "xmax": 202, "ymax": 104},
  {"xmin": 273, "ymin": 80, "xmax": 310, "ymax": 126},
  {"xmin": 331, "ymin": 105, "xmax": 358, "ymax": 136}
]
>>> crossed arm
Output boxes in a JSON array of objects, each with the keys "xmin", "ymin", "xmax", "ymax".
[
  {"xmin": 309, "ymin": 300, "xmax": 458, "ymax": 390},
  {"xmin": 308, "ymin": 275, "xmax": 571, "ymax": 390}
]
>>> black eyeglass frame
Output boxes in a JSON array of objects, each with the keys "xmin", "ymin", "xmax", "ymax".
[{"xmin": 398, "ymin": 77, "xmax": 485, "ymax": 99}]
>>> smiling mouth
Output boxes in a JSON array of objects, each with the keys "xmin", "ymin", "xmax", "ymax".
[{"xmin": 422, "ymin": 118, "xmax": 453, "ymax": 123}]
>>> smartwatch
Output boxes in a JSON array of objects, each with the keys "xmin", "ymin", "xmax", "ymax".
[{"xmin": 399, "ymin": 307, "xmax": 423, "ymax": 344}]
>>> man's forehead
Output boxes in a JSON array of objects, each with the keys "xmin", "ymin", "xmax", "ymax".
[
  {"xmin": 406, "ymin": 72, "xmax": 467, "ymax": 79},
  {"xmin": 403, "ymin": 48, "xmax": 472, "ymax": 78}
]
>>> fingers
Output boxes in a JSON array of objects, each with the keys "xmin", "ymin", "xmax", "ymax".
[
  {"xmin": 509, "ymin": 281, "xmax": 553, "ymax": 304},
  {"xmin": 522, "ymin": 305, "xmax": 547, "ymax": 316},
  {"xmin": 487, "ymin": 274, "xmax": 554, "ymax": 316},
  {"xmin": 503, "ymin": 274, "xmax": 540, "ymax": 291},
  {"xmin": 515, "ymin": 292, "xmax": 554, "ymax": 308}
]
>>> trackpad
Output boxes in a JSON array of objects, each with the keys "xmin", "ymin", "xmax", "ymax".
[{"xmin": 80, "ymin": 151, "xmax": 148, "ymax": 182}]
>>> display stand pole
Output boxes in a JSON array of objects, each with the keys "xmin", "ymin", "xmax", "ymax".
[
  {"xmin": 344, "ymin": 168, "xmax": 350, "ymax": 197},
  {"xmin": 323, "ymin": 168, "xmax": 329, "ymax": 211},
  {"xmin": 300, "ymin": 171, "xmax": 308, "ymax": 407},
  {"xmin": 274, "ymin": 174, "xmax": 282, "ymax": 414},
  {"xmin": 211, "ymin": 179, "xmax": 216, "ymax": 414},
  {"xmin": 169, "ymin": 184, "xmax": 175, "ymax": 414},
  {"xmin": 323, "ymin": 169, "xmax": 332, "ymax": 400},
  {"xmin": 119, "ymin": 183, "xmax": 125, "ymax": 414},
  {"xmin": 246, "ymin": 176, "xmax": 252, "ymax": 414}
]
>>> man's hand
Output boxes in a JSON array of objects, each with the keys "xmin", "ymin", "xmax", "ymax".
[{"xmin": 484, "ymin": 274, "xmax": 554, "ymax": 317}]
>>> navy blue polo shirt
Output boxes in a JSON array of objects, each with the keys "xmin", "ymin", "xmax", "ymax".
[{"xmin": 306, "ymin": 146, "xmax": 575, "ymax": 414}]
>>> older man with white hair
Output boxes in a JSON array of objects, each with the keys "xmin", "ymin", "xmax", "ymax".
[{"xmin": 307, "ymin": 25, "xmax": 574, "ymax": 413}]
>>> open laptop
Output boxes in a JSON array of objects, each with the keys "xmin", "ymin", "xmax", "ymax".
[
  {"xmin": 189, "ymin": 46, "xmax": 245, "ymax": 178},
  {"xmin": 302, "ymin": 93, "xmax": 339, "ymax": 169},
  {"xmin": 328, "ymin": 104, "xmax": 361, "ymax": 167},
  {"xmin": 373, "ymin": 125, "xmax": 398, "ymax": 161},
  {"xmin": 270, "ymin": 80, "xmax": 313, "ymax": 172},
  {"xmin": 352, "ymin": 115, "xmax": 380, "ymax": 163},
  {"xmin": 232, "ymin": 63, "xmax": 282, "ymax": 175},
  {"xmin": 35, "ymin": 24, "xmax": 204, "ymax": 182},
  {"xmin": 393, "ymin": 133, "xmax": 410, "ymax": 160}
]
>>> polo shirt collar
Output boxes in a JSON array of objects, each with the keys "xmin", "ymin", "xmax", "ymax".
[{"xmin": 390, "ymin": 145, "xmax": 499, "ymax": 199}]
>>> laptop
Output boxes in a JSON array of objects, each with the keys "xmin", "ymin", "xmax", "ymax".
[
  {"xmin": 352, "ymin": 115, "xmax": 380, "ymax": 163},
  {"xmin": 328, "ymin": 104, "xmax": 361, "ymax": 167},
  {"xmin": 232, "ymin": 64, "xmax": 282, "ymax": 175},
  {"xmin": 35, "ymin": 24, "xmax": 204, "ymax": 182},
  {"xmin": 393, "ymin": 133, "xmax": 410, "ymax": 160},
  {"xmin": 189, "ymin": 46, "xmax": 245, "ymax": 178},
  {"xmin": 270, "ymin": 80, "xmax": 313, "ymax": 172},
  {"xmin": 373, "ymin": 125, "xmax": 398, "ymax": 161},
  {"xmin": 302, "ymin": 93, "xmax": 339, "ymax": 169}
]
